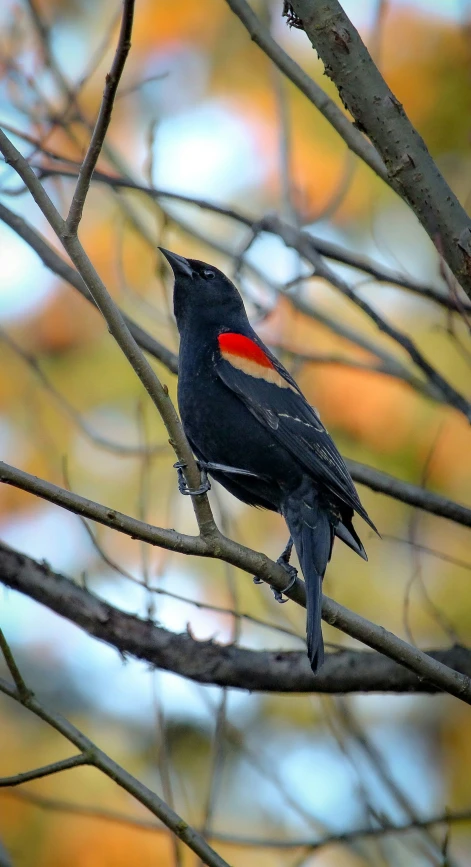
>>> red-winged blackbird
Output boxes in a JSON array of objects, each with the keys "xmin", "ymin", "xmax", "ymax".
[{"xmin": 161, "ymin": 248, "xmax": 377, "ymax": 671}]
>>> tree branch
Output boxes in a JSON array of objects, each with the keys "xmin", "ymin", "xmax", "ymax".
[
  {"xmin": 1, "ymin": 125, "xmax": 470, "ymax": 697},
  {"xmin": 0, "ymin": 190, "xmax": 430, "ymax": 400},
  {"xmin": 347, "ymin": 460, "xmax": 471, "ymax": 527},
  {"xmin": 0, "ymin": 755, "xmax": 89, "ymax": 788},
  {"xmin": 287, "ymin": 0, "xmax": 471, "ymax": 302},
  {"xmin": 66, "ymin": 0, "xmax": 135, "ymax": 233},
  {"xmin": 31, "ymin": 167, "xmax": 471, "ymax": 419},
  {"xmin": 1, "ymin": 192, "xmax": 470, "ymax": 519},
  {"xmin": 2, "ymin": 539, "xmax": 471, "ymax": 698},
  {"xmin": 3, "ymin": 787, "xmax": 471, "ymax": 852},
  {"xmin": 215, "ymin": 809, "xmax": 471, "ymax": 851},
  {"xmin": 0, "ymin": 628, "xmax": 31, "ymax": 702},
  {"xmin": 0, "ymin": 201, "xmax": 179, "ymax": 372},
  {"xmin": 0, "ymin": 127, "xmax": 214, "ymax": 535},
  {"xmin": 223, "ymin": 0, "xmax": 387, "ymax": 181},
  {"xmin": 0, "ymin": 637, "xmax": 230, "ymax": 867},
  {"xmin": 36, "ymin": 164, "xmax": 471, "ymax": 316},
  {"xmin": 258, "ymin": 213, "xmax": 471, "ymax": 422}
]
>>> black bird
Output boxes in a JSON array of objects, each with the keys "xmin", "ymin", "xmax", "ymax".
[{"xmin": 160, "ymin": 248, "xmax": 377, "ymax": 671}]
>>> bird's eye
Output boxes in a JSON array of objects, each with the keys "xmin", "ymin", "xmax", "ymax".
[{"xmin": 203, "ymin": 269, "xmax": 215, "ymax": 280}]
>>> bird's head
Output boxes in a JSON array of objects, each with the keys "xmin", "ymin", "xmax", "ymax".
[{"xmin": 159, "ymin": 248, "xmax": 247, "ymax": 334}]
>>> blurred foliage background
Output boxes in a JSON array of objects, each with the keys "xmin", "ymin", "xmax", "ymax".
[{"xmin": 0, "ymin": 0, "xmax": 471, "ymax": 864}]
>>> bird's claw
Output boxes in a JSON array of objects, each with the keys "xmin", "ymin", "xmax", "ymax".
[
  {"xmin": 173, "ymin": 461, "xmax": 211, "ymax": 496},
  {"xmin": 272, "ymin": 561, "xmax": 298, "ymax": 603},
  {"xmin": 252, "ymin": 537, "xmax": 298, "ymax": 603},
  {"xmin": 252, "ymin": 566, "xmax": 297, "ymax": 602}
]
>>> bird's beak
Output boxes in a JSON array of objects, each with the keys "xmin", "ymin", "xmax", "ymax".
[{"xmin": 159, "ymin": 247, "xmax": 193, "ymax": 278}]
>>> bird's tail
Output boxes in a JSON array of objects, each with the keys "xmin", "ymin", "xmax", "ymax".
[{"xmin": 283, "ymin": 488, "xmax": 333, "ymax": 672}]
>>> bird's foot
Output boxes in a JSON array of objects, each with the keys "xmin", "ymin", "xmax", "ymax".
[
  {"xmin": 173, "ymin": 461, "xmax": 211, "ymax": 496},
  {"xmin": 271, "ymin": 561, "xmax": 298, "ymax": 603},
  {"xmin": 252, "ymin": 536, "xmax": 297, "ymax": 603}
]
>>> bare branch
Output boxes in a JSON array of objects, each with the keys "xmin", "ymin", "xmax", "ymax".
[
  {"xmin": 0, "ymin": 201, "xmax": 179, "ymax": 373},
  {"xmin": 0, "ymin": 628, "xmax": 31, "ymax": 702},
  {"xmin": 287, "ymin": 0, "xmax": 471, "ymax": 303},
  {"xmin": 66, "ymin": 0, "xmax": 135, "ymax": 233},
  {"xmin": 2, "ymin": 788, "xmax": 165, "ymax": 834},
  {"xmin": 4, "ymin": 168, "xmax": 467, "ymax": 414},
  {"xmin": 223, "ymin": 0, "xmax": 387, "ymax": 181},
  {"xmin": 213, "ymin": 809, "xmax": 471, "ymax": 851},
  {"xmin": 296, "ymin": 245, "xmax": 471, "ymax": 316},
  {"xmin": 275, "ymin": 346, "xmax": 438, "ymax": 400},
  {"xmin": 0, "ymin": 460, "xmax": 208, "ymax": 555},
  {"xmin": 0, "ymin": 755, "xmax": 89, "ymax": 788},
  {"xmin": 2, "ymin": 210, "xmax": 469, "ymax": 523},
  {"xmin": 33, "ymin": 163, "xmax": 471, "ymax": 312},
  {"xmin": 0, "ymin": 128, "xmax": 214, "ymax": 534},
  {"xmin": 258, "ymin": 214, "xmax": 471, "ymax": 422},
  {"xmin": 4, "ymin": 787, "xmax": 471, "ymax": 852},
  {"xmin": 287, "ymin": 809, "xmax": 471, "ymax": 853},
  {"xmin": 24, "ymin": 0, "xmax": 73, "ymax": 102},
  {"xmin": 2, "ymin": 538, "xmax": 471, "ymax": 699},
  {"xmin": 347, "ymin": 460, "xmax": 471, "ymax": 528},
  {"xmin": 0, "ymin": 680, "xmax": 230, "ymax": 867},
  {"xmin": 0, "ymin": 328, "xmax": 166, "ymax": 457}
]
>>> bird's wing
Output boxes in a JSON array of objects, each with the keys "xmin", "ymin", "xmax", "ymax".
[{"xmin": 215, "ymin": 331, "xmax": 376, "ymax": 530}]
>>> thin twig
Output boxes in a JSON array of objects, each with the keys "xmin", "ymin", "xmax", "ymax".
[
  {"xmin": 0, "ymin": 628, "xmax": 31, "ymax": 701},
  {"xmin": 30, "ymin": 163, "xmax": 471, "ymax": 315},
  {"xmin": 287, "ymin": 0, "xmax": 471, "ymax": 303},
  {"xmin": 65, "ymin": 0, "xmax": 135, "ymax": 233},
  {"xmin": 0, "ymin": 127, "xmax": 214, "ymax": 535},
  {"xmin": 0, "ymin": 755, "xmax": 89, "ymax": 788},
  {"xmin": 4, "ymin": 787, "xmax": 471, "ymax": 851},
  {"xmin": 223, "ymin": 0, "xmax": 387, "ymax": 181},
  {"xmin": 75, "ymin": 517, "xmax": 306, "ymax": 642},
  {"xmin": 0, "ymin": 328, "xmax": 166, "ymax": 457},
  {"xmin": 258, "ymin": 214, "xmax": 471, "ymax": 422},
  {"xmin": 0, "ymin": 201, "xmax": 179, "ymax": 373},
  {"xmin": 0, "ymin": 675, "xmax": 230, "ymax": 867},
  {"xmin": 335, "ymin": 698, "xmax": 451, "ymax": 866}
]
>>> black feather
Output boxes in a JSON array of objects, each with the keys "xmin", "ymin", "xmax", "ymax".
[
  {"xmin": 282, "ymin": 481, "xmax": 334, "ymax": 671},
  {"xmin": 216, "ymin": 356, "xmax": 377, "ymax": 532}
]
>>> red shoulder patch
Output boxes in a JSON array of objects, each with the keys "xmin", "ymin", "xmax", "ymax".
[
  {"xmin": 218, "ymin": 331, "xmax": 293, "ymax": 389},
  {"xmin": 218, "ymin": 333, "xmax": 274, "ymax": 369}
]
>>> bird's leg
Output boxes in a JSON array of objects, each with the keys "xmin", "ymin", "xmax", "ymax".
[
  {"xmin": 173, "ymin": 461, "xmax": 211, "ymax": 496},
  {"xmin": 253, "ymin": 537, "xmax": 298, "ymax": 604},
  {"xmin": 175, "ymin": 458, "xmax": 262, "ymax": 496},
  {"xmin": 277, "ymin": 536, "xmax": 294, "ymax": 567},
  {"xmin": 273, "ymin": 536, "xmax": 297, "ymax": 602}
]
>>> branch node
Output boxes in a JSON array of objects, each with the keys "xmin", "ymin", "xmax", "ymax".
[{"xmin": 0, "ymin": 629, "xmax": 33, "ymax": 703}]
